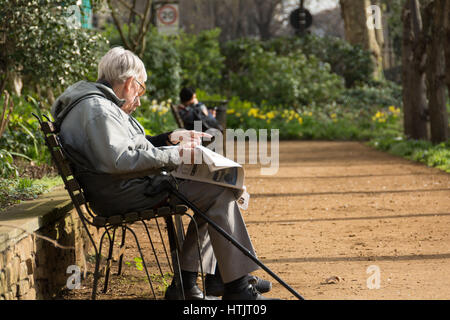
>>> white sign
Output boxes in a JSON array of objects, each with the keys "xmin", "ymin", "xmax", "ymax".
[{"xmin": 156, "ymin": 3, "xmax": 179, "ymax": 35}]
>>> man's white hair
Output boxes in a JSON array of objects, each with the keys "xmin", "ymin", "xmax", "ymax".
[{"xmin": 97, "ymin": 46, "xmax": 147, "ymax": 85}]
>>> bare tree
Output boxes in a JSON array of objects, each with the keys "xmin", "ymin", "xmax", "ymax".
[
  {"xmin": 106, "ymin": 0, "xmax": 153, "ymax": 55},
  {"xmin": 401, "ymin": 0, "xmax": 428, "ymax": 140},
  {"xmin": 425, "ymin": 0, "xmax": 448, "ymax": 143},
  {"xmin": 252, "ymin": 0, "xmax": 284, "ymax": 40},
  {"xmin": 179, "ymin": 0, "xmax": 286, "ymax": 41},
  {"xmin": 445, "ymin": 0, "xmax": 450, "ymax": 97},
  {"xmin": 339, "ymin": 0, "xmax": 383, "ymax": 79}
]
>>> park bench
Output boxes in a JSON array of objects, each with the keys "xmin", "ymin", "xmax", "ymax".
[
  {"xmin": 33, "ymin": 113, "xmax": 205, "ymax": 300},
  {"xmin": 34, "ymin": 100, "xmax": 305, "ymax": 300},
  {"xmin": 170, "ymin": 100, "xmax": 228, "ymax": 131}
]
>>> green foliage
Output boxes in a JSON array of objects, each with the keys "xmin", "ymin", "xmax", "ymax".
[
  {"xmin": 134, "ymin": 98, "xmax": 177, "ymax": 136},
  {"xmin": 0, "ymin": 0, "xmax": 109, "ymax": 91},
  {"xmin": 338, "ymin": 80, "xmax": 403, "ymax": 110},
  {"xmin": 174, "ymin": 28, "xmax": 225, "ymax": 93},
  {"xmin": 141, "ymin": 28, "xmax": 182, "ymax": 102},
  {"xmin": 0, "ymin": 95, "xmax": 52, "ymax": 165},
  {"xmin": 222, "ymin": 40, "xmax": 344, "ymax": 109},
  {"xmin": 224, "ymin": 35, "xmax": 375, "ymax": 89},
  {"xmin": 0, "ymin": 176, "xmax": 62, "ymax": 210},
  {"xmin": 288, "ymin": 35, "xmax": 375, "ymax": 88},
  {"xmin": 370, "ymin": 139, "xmax": 450, "ymax": 173}
]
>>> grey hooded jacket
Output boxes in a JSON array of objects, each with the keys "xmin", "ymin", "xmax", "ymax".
[{"xmin": 51, "ymin": 81, "xmax": 181, "ymax": 216}]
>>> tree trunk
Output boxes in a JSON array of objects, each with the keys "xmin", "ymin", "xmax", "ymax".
[
  {"xmin": 426, "ymin": 0, "xmax": 448, "ymax": 143},
  {"xmin": 401, "ymin": 0, "xmax": 428, "ymax": 140},
  {"xmin": 445, "ymin": 0, "xmax": 450, "ymax": 96},
  {"xmin": 340, "ymin": 0, "xmax": 383, "ymax": 79}
]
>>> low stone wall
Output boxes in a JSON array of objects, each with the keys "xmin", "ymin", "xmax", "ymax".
[{"xmin": 0, "ymin": 187, "xmax": 92, "ymax": 300}]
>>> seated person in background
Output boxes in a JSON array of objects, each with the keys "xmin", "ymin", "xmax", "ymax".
[
  {"xmin": 178, "ymin": 87, "xmax": 223, "ymax": 132},
  {"xmin": 51, "ymin": 46, "xmax": 273, "ymax": 300}
]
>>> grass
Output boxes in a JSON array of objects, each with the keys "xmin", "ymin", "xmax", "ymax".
[
  {"xmin": 0, "ymin": 175, "xmax": 63, "ymax": 211},
  {"xmin": 369, "ymin": 138, "xmax": 450, "ymax": 173}
]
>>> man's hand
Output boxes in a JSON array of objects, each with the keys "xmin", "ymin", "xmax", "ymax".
[{"xmin": 169, "ymin": 130, "xmax": 212, "ymax": 146}]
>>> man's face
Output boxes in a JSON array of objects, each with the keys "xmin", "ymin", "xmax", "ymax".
[
  {"xmin": 119, "ymin": 76, "xmax": 145, "ymax": 114},
  {"xmin": 184, "ymin": 93, "xmax": 198, "ymax": 106}
]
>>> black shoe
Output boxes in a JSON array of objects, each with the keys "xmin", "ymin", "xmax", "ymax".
[
  {"xmin": 206, "ymin": 275, "xmax": 272, "ymax": 297},
  {"xmin": 222, "ymin": 284, "xmax": 277, "ymax": 300},
  {"xmin": 164, "ymin": 283, "xmax": 220, "ymax": 300},
  {"xmin": 248, "ymin": 275, "xmax": 272, "ymax": 294}
]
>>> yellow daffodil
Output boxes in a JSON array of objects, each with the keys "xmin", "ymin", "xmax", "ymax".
[
  {"xmin": 248, "ymin": 108, "xmax": 259, "ymax": 117},
  {"xmin": 266, "ymin": 111, "xmax": 275, "ymax": 120}
]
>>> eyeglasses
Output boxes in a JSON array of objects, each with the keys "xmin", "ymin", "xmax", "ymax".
[{"xmin": 134, "ymin": 78, "xmax": 146, "ymax": 97}]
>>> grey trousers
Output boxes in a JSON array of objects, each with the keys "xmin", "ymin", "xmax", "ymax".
[{"xmin": 175, "ymin": 179, "xmax": 260, "ymax": 283}]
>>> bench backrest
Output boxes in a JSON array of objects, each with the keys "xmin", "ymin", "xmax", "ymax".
[
  {"xmin": 170, "ymin": 104, "xmax": 185, "ymax": 128},
  {"xmin": 35, "ymin": 117, "xmax": 96, "ymax": 223}
]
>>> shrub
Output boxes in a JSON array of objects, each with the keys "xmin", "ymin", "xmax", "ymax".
[
  {"xmin": 222, "ymin": 41, "xmax": 344, "ymax": 109},
  {"xmin": 141, "ymin": 28, "xmax": 182, "ymax": 102},
  {"xmin": 338, "ymin": 80, "xmax": 403, "ymax": 111},
  {"xmin": 174, "ymin": 28, "xmax": 225, "ymax": 94},
  {"xmin": 1, "ymin": 0, "xmax": 108, "ymax": 95},
  {"xmin": 263, "ymin": 35, "xmax": 375, "ymax": 88}
]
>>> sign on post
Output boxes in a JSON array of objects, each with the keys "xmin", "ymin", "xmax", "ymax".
[
  {"xmin": 155, "ymin": 2, "xmax": 179, "ymax": 35},
  {"xmin": 289, "ymin": 7, "xmax": 313, "ymax": 33}
]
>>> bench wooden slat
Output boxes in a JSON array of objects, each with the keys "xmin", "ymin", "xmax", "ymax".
[
  {"xmin": 156, "ymin": 206, "xmax": 171, "ymax": 217},
  {"xmin": 140, "ymin": 210, "xmax": 155, "ymax": 220},
  {"xmin": 42, "ymin": 122, "xmax": 56, "ymax": 134},
  {"xmin": 72, "ymin": 192, "xmax": 86, "ymax": 207},
  {"xmin": 46, "ymin": 134, "xmax": 59, "ymax": 148},
  {"xmin": 52, "ymin": 149, "xmax": 73, "ymax": 177},
  {"xmin": 65, "ymin": 178, "xmax": 81, "ymax": 192}
]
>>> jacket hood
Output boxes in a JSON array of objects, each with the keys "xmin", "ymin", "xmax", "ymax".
[{"xmin": 51, "ymin": 80, "xmax": 125, "ymax": 126}]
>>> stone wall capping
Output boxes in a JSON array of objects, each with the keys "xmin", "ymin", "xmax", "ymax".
[
  {"xmin": 0, "ymin": 187, "xmax": 73, "ymax": 252},
  {"xmin": 0, "ymin": 185, "xmax": 89, "ymax": 300}
]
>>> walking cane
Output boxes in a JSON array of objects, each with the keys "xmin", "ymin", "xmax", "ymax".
[{"xmin": 164, "ymin": 178, "xmax": 305, "ymax": 300}]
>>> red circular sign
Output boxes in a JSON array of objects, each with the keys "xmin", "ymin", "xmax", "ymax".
[{"xmin": 157, "ymin": 4, "xmax": 178, "ymax": 26}]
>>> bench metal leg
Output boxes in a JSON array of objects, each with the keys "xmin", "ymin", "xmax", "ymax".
[
  {"xmin": 154, "ymin": 218, "xmax": 173, "ymax": 273},
  {"xmin": 141, "ymin": 220, "xmax": 165, "ymax": 276},
  {"xmin": 103, "ymin": 227, "xmax": 117, "ymax": 293},
  {"xmin": 92, "ymin": 227, "xmax": 111, "ymax": 300},
  {"xmin": 124, "ymin": 225, "xmax": 157, "ymax": 299},
  {"xmin": 117, "ymin": 226, "xmax": 126, "ymax": 276},
  {"xmin": 164, "ymin": 216, "xmax": 185, "ymax": 300}
]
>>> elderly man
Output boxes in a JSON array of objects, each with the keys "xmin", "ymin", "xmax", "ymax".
[{"xmin": 51, "ymin": 47, "xmax": 272, "ymax": 300}]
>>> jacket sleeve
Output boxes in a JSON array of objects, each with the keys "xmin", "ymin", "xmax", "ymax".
[
  {"xmin": 84, "ymin": 113, "xmax": 181, "ymax": 175},
  {"xmin": 146, "ymin": 132, "xmax": 171, "ymax": 147}
]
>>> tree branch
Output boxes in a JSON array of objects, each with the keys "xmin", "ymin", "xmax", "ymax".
[
  {"xmin": 117, "ymin": 0, "xmax": 143, "ymax": 20},
  {"xmin": 136, "ymin": 0, "xmax": 153, "ymax": 56},
  {"xmin": 0, "ymin": 90, "xmax": 13, "ymax": 138},
  {"xmin": 0, "ymin": 223, "xmax": 75, "ymax": 250},
  {"xmin": 107, "ymin": 0, "xmax": 132, "ymax": 50}
]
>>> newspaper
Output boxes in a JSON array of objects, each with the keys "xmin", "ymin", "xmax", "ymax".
[{"xmin": 167, "ymin": 145, "xmax": 250, "ymax": 209}]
